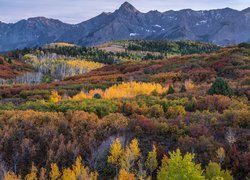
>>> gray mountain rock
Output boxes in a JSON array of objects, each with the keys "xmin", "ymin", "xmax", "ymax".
[{"xmin": 0, "ymin": 2, "xmax": 250, "ymax": 52}]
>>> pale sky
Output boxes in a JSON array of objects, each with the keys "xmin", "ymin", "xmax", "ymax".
[{"xmin": 0, "ymin": 0, "xmax": 250, "ymax": 24}]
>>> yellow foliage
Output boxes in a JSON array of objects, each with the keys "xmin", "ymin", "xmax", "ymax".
[
  {"xmin": 120, "ymin": 147, "xmax": 134, "ymax": 171},
  {"xmin": 49, "ymin": 156, "xmax": 98, "ymax": 180},
  {"xmin": 185, "ymin": 79, "xmax": 195, "ymax": 90},
  {"xmin": 104, "ymin": 82, "xmax": 168, "ymax": 99},
  {"xmin": 72, "ymin": 91, "xmax": 87, "ymax": 101},
  {"xmin": 166, "ymin": 105, "xmax": 186, "ymax": 119},
  {"xmin": 72, "ymin": 157, "xmax": 83, "ymax": 177},
  {"xmin": 72, "ymin": 156, "xmax": 93, "ymax": 179},
  {"xmin": 4, "ymin": 172, "xmax": 21, "ymax": 180},
  {"xmin": 129, "ymin": 139, "xmax": 141, "ymax": 159},
  {"xmin": 108, "ymin": 138, "xmax": 123, "ymax": 165},
  {"xmin": 25, "ymin": 164, "xmax": 38, "ymax": 180},
  {"xmin": 118, "ymin": 169, "xmax": 136, "ymax": 180},
  {"xmin": 67, "ymin": 60, "xmax": 104, "ymax": 72},
  {"xmin": 120, "ymin": 139, "xmax": 141, "ymax": 171},
  {"xmin": 88, "ymin": 89, "xmax": 105, "ymax": 98},
  {"xmin": 50, "ymin": 91, "xmax": 61, "ymax": 103},
  {"xmin": 61, "ymin": 168, "xmax": 76, "ymax": 180},
  {"xmin": 50, "ymin": 163, "xmax": 61, "ymax": 180},
  {"xmin": 72, "ymin": 82, "xmax": 168, "ymax": 100},
  {"xmin": 90, "ymin": 172, "xmax": 99, "ymax": 180},
  {"xmin": 6, "ymin": 156, "xmax": 97, "ymax": 180}
]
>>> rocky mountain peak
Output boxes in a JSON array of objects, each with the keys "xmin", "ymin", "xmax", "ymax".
[
  {"xmin": 27, "ymin": 17, "xmax": 49, "ymax": 22},
  {"xmin": 118, "ymin": 2, "xmax": 139, "ymax": 13}
]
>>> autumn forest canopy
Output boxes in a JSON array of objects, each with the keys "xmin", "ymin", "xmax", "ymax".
[{"xmin": 0, "ymin": 40, "xmax": 249, "ymax": 179}]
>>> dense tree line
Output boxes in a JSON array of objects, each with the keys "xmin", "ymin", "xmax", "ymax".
[
  {"xmin": 127, "ymin": 40, "xmax": 220, "ymax": 55},
  {"xmin": 9, "ymin": 46, "xmax": 117, "ymax": 65}
]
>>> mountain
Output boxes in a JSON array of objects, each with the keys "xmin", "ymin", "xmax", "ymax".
[
  {"xmin": 0, "ymin": 17, "xmax": 72, "ymax": 52},
  {"xmin": 1, "ymin": 2, "xmax": 250, "ymax": 51}
]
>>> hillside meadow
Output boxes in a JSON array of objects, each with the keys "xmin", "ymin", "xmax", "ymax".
[{"xmin": 0, "ymin": 42, "xmax": 249, "ymax": 179}]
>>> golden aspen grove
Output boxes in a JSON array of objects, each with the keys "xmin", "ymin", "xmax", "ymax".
[{"xmin": 72, "ymin": 82, "xmax": 169, "ymax": 100}]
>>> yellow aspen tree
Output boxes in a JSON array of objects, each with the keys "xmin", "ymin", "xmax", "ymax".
[
  {"xmin": 158, "ymin": 149, "xmax": 204, "ymax": 180},
  {"xmin": 4, "ymin": 171, "xmax": 21, "ymax": 180},
  {"xmin": 157, "ymin": 155, "xmax": 168, "ymax": 180},
  {"xmin": 120, "ymin": 147, "xmax": 133, "ymax": 171},
  {"xmin": 118, "ymin": 169, "xmax": 136, "ymax": 180},
  {"xmin": 50, "ymin": 163, "xmax": 61, "ymax": 180},
  {"xmin": 61, "ymin": 168, "xmax": 76, "ymax": 180},
  {"xmin": 129, "ymin": 139, "xmax": 141, "ymax": 160},
  {"xmin": 145, "ymin": 145, "xmax": 158, "ymax": 179},
  {"xmin": 72, "ymin": 91, "xmax": 87, "ymax": 101},
  {"xmin": 72, "ymin": 156, "xmax": 96, "ymax": 179},
  {"xmin": 108, "ymin": 138, "xmax": 123, "ymax": 179},
  {"xmin": 50, "ymin": 91, "xmax": 61, "ymax": 103},
  {"xmin": 205, "ymin": 162, "xmax": 232, "ymax": 180},
  {"xmin": 90, "ymin": 172, "xmax": 99, "ymax": 180},
  {"xmin": 72, "ymin": 156, "xmax": 83, "ymax": 177},
  {"xmin": 120, "ymin": 138, "xmax": 141, "ymax": 171},
  {"xmin": 25, "ymin": 164, "xmax": 38, "ymax": 180}
]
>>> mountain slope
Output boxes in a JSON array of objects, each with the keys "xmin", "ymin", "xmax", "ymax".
[
  {"xmin": 0, "ymin": 17, "xmax": 72, "ymax": 52},
  {"xmin": 0, "ymin": 2, "xmax": 250, "ymax": 51}
]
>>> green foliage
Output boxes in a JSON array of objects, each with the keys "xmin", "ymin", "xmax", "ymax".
[
  {"xmin": 145, "ymin": 145, "xmax": 158, "ymax": 177},
  {"xmin": 93, "ymin": 93, "xmax": 102, "ymax": 99},
  {"xmin": 42, "ymin": 73, "xmax": 52, "ymax": 83},
  {"xmin": 127, "ymin": 40, "xmax": 220, "ymax": 55},
  {"xmin": 19, "ymin": 99, "xmax": 117, "ymax": 117},
  {"xmin": 166, "ymin": 105, "xmax": 186, "ymax": 118},
  {"xmin": 13, "ymin": 46, "xmax": 116, "ymax": 64},
  {"xmin": 149, "ymin": 104, "xmax": 164, "ymax": 118},
  {"xmin": 205, "ymin": 162, "xmax": 233, "ymax": 180},
  {"xmin": 157, "ymin": 149, "xmax": 204, "ymax": 180},
  {"xmin": 167, "ymin": 85, "xmax": 175, "ymax": 94},
  {"xmin": 238, "ymin": 43, "xmax": 250, "ymax": 48},
  {"xmin": 0, "ymin": 103, "xmax": 16, "ymax": 111},
  {"xmin": 20, "ymin": 90, "xmax": 50, "ymax": 99},
  {"xmin": 157, "ymin": 156, "xmax": 168, "ymax": 180},
  {"xmin": 208, "ymin": 77, "xmax": 234, "ymax": 96}
]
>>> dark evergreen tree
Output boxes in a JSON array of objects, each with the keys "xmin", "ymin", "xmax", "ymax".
[
  {"xmin": 167, "ymin": 85, "xmax": 175, "ymax": 94},
  {"xmin": 93, "ymin": 93, "xmax": 102, "ymax": 99},
  {"xmin": 208, "ymin": 77, "xmax": 234, "ymax": 96}
]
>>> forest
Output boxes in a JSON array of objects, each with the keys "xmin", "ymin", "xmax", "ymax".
[{"xmin": 0, "ymin": 41, "xmax": 249, "ymax": 180}]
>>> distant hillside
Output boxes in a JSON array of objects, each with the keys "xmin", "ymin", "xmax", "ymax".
[
  {"xmin": 64, "ymin": 43, "xmax": 250, "ymax": 84},
  {"xmin": 0, "ymin": 55, "xmax": 32, "ymax": 80},
  {"xmin": 1, "ymin": 43, "xmax": 249, "ymax": 98},
  {"xmin": 9, "ymin": 40, "xmax": 221, "ymax": 65},
  {"xmin": 98, "ymin": 40, "xmax": 220, "ymax": 55},
  {"xmin": 0, "ymin": 2, "xmax": 250, "ymax": 51}
]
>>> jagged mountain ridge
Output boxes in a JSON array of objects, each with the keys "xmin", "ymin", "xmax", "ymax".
[{"xmin": 0, "ymin": 2, "xmax": 250, "ymax": 52}]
